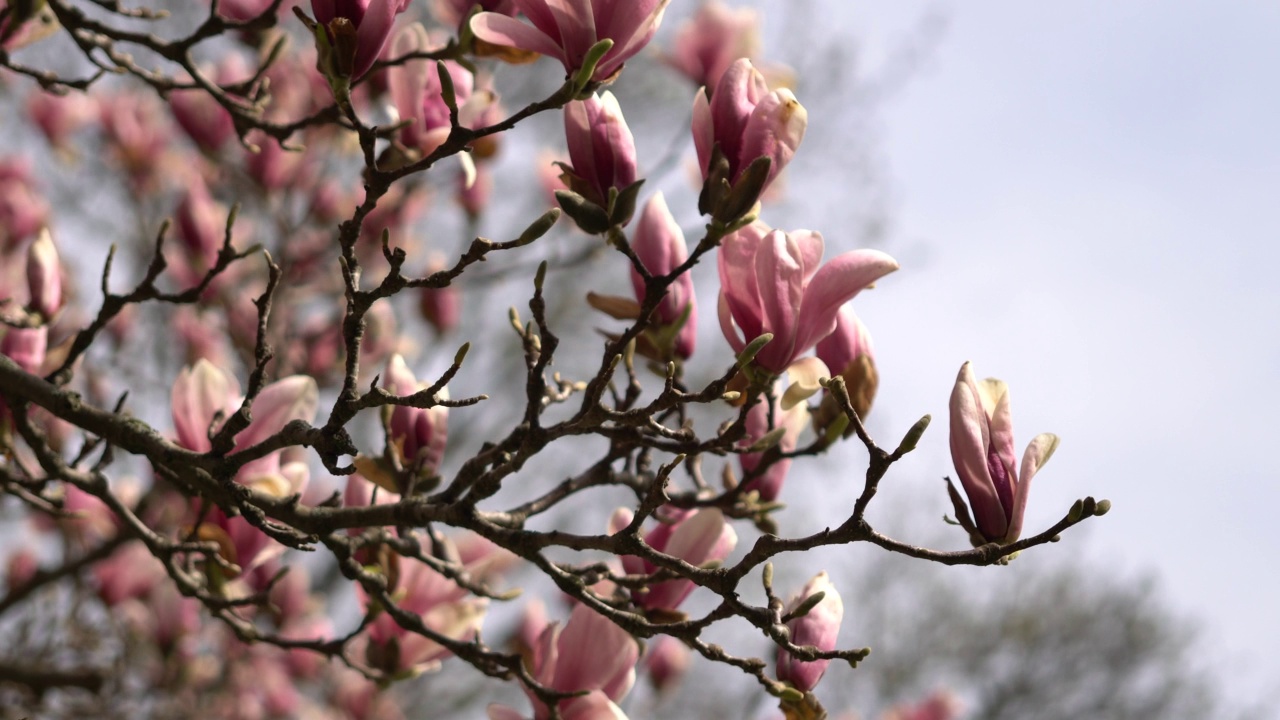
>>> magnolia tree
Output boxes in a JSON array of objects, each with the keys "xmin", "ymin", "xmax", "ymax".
[{"xmin": 0, "ymin": 1, "xmax": 1109, "ymax": 718}]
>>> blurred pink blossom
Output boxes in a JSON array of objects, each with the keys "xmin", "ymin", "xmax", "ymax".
[{"xmin": 665, "ymin": 0, "xmax": 759, "ymax": 89}]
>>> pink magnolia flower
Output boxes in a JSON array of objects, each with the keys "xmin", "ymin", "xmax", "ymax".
[
  {"xmin": 359, "ymin": 544, "xmax": 488, "ymax": 675},
  {"xmin": 173, "ymin": 179, "xmax": 227, "ymax": 286},
  {"xmin": 815, "ymin": 306, "xmax": 878, "ymax": 423},
  {"xmin": 470, "ymin": 0, "xmax": 670, "ymax": 83},
  {"xmin": 383, "ymin": 354, "xmax": 448, "ymax": 476},
  {"xmin": 717, "ymin": 222, "xmax": 898, "ymax": 375},
  {"xmin": 561, "ymin": 91, "xmax": 637, "ymax": 210},
  {"xmin": 776, "ymin": 571, "xmax": 843, "ymax": 693},
  {"xmin": 418, "ymin": 281, "xmax": 460, "ymax": 333},
  {"xmin": 93, "ymin": 542, "xmax": 167, "ymax": 607},
  {"xmin": 310, "ymin": 0, "xmax": 411, "ymax": 80},
  {"xmin": 692, "ymin": 58, "xmax": 805, "ymax": 213},
  {"xmin": 488, "ymin": 602, "xmax": 639, "ymax": 720},
  {"xmin": 170, "ymin": 360, "xmax": 318, "ymax": 495},
  {"xmin": 610, "ymin": 506, "xmax": 737, "ymax": 612},
  {"xmin": 56, "ymin": 483, "xmax": 122, "ymax": 548},
  {"xmin": 171, "ymin": 359, "xmax": 241, "ymax": 454},
  {"xmin": 170, "ymin": 58, "xmax": 247, "ymax": 153},
  {"xmin": 665, "ymin": 0, "xmax": 759, "ymax": 90},
  {"xmin": 630, "ymin": 192, "xmax": 696, "ymax": 360},
  {"xmin": 0, "ymin": 158, "xmax": 48, "ymax": 251},
  {"xmin": 344, "ymin": 471, "xmax": 399, "ymax": 525},
  {"xmin": 26, "ymin": 91, "xmax": 97, "ymax": 151},
  {"xmin": 948, "ymin": 362, "xmax": 1060, "ymax": 545},
  {"xmin": 98, "ymin": 91, "xmax": 174, "ymax": 191},
  {"xmin": 244, "ymin": 130, "xmax": 307, "ymax": 191},
  {"xmin": 332, "ymin": 666, "xmax": 407, "ymax": 720},
  {"xmin": 738, "ymin": 391, "xmax": 809, "ymax": 502},
  {"xmin": 0, "ymin": 326, "xmax": 47, "ymax": 375},
  {"xmin": 644, "ymin": 635, "xmax": 690, "ymax": 693},
  {"xmin": 388, "ymin": 26, "xmax": 501, "ymax": 157}
]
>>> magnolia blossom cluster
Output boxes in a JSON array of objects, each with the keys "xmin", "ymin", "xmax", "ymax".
[{"xmin": 0, "ymin": 1, "xmax": 1093, "ymax": 718}]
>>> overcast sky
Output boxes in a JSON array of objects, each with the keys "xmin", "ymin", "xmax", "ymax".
[{"xmin": 750, "ymin": 0, "xmax": 1280, "ymax": 704}]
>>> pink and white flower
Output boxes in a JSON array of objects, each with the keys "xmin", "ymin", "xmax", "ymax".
[
  {"xmin": 717, "ymin": 222, "xmax": 898, "ymax": 375},
  {"xmin": 947, "ymin": 362, "xmax": 1060, "ymax": 545}
]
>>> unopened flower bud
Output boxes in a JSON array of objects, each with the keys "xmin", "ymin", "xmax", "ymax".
[
  {"xmin": 776, "ymin": 572, "xmax": 843, "ymax": 692},
  {"xmin": 557, "ymin": 91, "xmax": 640, "ymax": 230},
  {"xmin": 692, "ymin": 59, "xmax": 806, "ymax": 220},
  {"xmin": 25, "ymin": 228, "xmax": 62, "ymax": 320},
  {"xmin": 947, "ymin": 361, "xmax": 1060, "ymax": 545},
  {"xmin": 630, "ymin": 192, "xmax": 696, "ymax": 360},
  {"xmin": 645, "ymin": 635, "xmax": 691, "ymax": 693},
  {"xmin": 418, "ymin": 259, "xmax": 460, "ymax": 336}
]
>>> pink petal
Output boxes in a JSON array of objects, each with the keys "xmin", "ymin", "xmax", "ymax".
[
  {"xmin": 1006, "ymin": 433, "xmax": 1059, "ymax": 543},
  {"xmin": 739, "ymin": 88, "xmax": 807, "ymax": 186},
  {"xmin": 595, "ymin": 0, "xmax": 669, "ymax": 78},
  {"xmin": 471, "ymin": 12, "xmax": 566, "ymax": 61},
  {"xmin": 708, "ymin": 58, "xmax": 768, "ymax": 169},
  {"xmin": 792, "ymin": 248, "xmax": 898, "ymax": 357},
  {"xmin": 171, "ymin": 359, "xmax": 241, "ymax": 453},
  {"xmin": 948, "ymin": 363, "xmax": 1007, "ymax": 540},
  {"xmin": 691, "ymin": 89, "xmax": 714, "ymax": 177},
  {"xmin": 791, "ymin": 229, "xmax": 824, "ymax": 284},
  {"xmin": 352, "ymin": 0, "xmax": 401, "ymax": 79},
  {"xmin": 389, "ymin": 25, "xmax": 432, "ymax": 148},
  {"xmin": 552, "ymin": 604, "xmax": 637, "ymax": 700},
  {"xmin": 717, "ymin": 222, "xmax": 771, "ymax": 348},
  {"xmin": 717, "ymin": 292, "xmax": 746, "ymax": 353},
  {"xmin": 977, "ymin": 377, "xmax": 1018, "ymax": 502},
  {"xmin": 234, "ymin": 376, "xmax": 319, "ymax": 450},
  {"xmin": 752, "ymin": 231, "xmax": 805, "ymax": 372},
  {"xmin": 546, "ymin": 0, "xmax": 597, "ymax": 68}
]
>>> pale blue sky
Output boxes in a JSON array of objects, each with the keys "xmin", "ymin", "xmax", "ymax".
[{"xmin": 760, "ymin": 0, "xmax": 1280, "ymax": 703}]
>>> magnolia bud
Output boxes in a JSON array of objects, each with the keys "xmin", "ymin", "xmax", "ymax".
[{"xmin": 25, "ymin": 228, "xmax": 62, "ymax": 320}]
